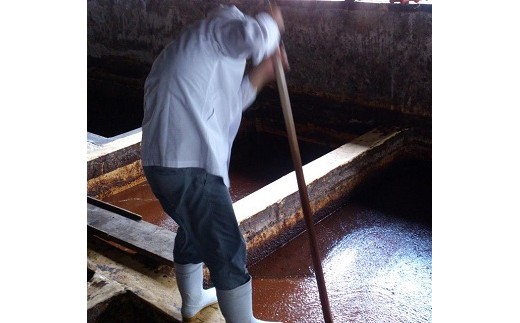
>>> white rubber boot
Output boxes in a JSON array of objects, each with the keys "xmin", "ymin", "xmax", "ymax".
[
  {"xmin": 174, "ymin": 262, "xmax": 218, "ymax": 322},
  {"xmin": 216, "ymin": 278, "xmax": 282, "ymax": 323}
]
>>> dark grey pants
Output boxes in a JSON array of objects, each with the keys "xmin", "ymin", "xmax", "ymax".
[{"xmin": 143, "ymin": 166, "xmax": 250, "ymax": 290}]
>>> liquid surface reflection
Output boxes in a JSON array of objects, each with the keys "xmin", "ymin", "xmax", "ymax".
[{"xmin": 249, "ymin": 159, "xmax": 432, "ymax": 323}]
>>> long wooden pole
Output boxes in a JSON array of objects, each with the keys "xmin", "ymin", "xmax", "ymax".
[{"xmin": 269, "ymin": 6, "xmax": 333, "ymax": 323}]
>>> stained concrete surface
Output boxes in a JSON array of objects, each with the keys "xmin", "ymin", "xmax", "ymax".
[
  {"xmin": 86, "ymin": 2, "xmax": 432, "ymax": 321},
  {"xmin": 88, "ymin": 0, "xmax": 431, "ymax": 137}
]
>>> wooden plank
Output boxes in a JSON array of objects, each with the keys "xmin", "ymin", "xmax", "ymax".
[
  {"xmin": 87, "ymin": 196, "xmax": 142, "ymax": 221},
  {"xmin": 87, "ymin": 202, "xmax": 175, "ymax": 266}
]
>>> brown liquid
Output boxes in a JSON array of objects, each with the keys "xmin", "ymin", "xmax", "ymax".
[
  {"xmin": 249, "ymin": 159, "xmax": 432, "ymax": 323},
  {"xmin": 101, "ymin": 135, "xmax": 431, "ymax": 322},
  {"xmin": 102, "ymin": 181, "xmax": 179, "ymax": 232},
  {"xmin": 103, "ymin": 133, "xmax": 337, "ymax": 231}
]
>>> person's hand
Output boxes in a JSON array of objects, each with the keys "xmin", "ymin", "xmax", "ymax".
[
  {"xmin": 265, "ymin": 45, "xmax": 290, "ymax": 80},
  {"xmin": 249, "ymin": 45, "xmax": 289, "ymax": 91},
  {"xmin": 278, "ymin": 44, "xmax": 290, "ymax": 72}
]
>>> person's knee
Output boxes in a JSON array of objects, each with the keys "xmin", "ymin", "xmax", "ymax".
[{"xmin": 210, "ymin": 265, "xmax": 250, "ymax": 290}]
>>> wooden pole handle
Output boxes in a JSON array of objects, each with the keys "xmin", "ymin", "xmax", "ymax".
[{"xmin": 269, "ymin": 10, "xmax": 334, "ymax": 321}]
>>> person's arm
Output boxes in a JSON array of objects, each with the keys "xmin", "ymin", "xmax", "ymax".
[
  {"xmin": 240, "ymin": 45, "xmax": 290, "ymax": 111},
  {"xmin": 211, "ymin": 6, "xmax": 283, "ymax": 65},
  {"xmin": 248, "ymin": 46, "xmax": 289, "ymax": 91},
  {"xmin": 237, "ymin": 5, "xmax": 288, "ymax": 110}
]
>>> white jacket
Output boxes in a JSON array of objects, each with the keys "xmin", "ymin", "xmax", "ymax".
[{"xmin": 141, "ymin": 5, "xmax": 280, "ymax": 187}]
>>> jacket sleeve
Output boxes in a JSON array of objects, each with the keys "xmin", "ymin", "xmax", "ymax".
[{"xmin": 212, "ymin": 12, "xmax": 280, "ymax": 66}]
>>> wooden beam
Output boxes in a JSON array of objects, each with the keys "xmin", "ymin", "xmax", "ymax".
[
  {"xmin": 87, "ymin": 202, "xmax": 175, "ymax": 266},
  {"xmin": 87, "ymin": 196, "xmax": 142, "ymax": 221}
]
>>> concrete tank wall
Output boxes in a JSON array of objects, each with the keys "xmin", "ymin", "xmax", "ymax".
[{"xmin": 87, "ymin": 0, "xmax": 431, "ymax": 120}]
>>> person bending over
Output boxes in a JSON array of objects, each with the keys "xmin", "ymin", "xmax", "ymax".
[{"xmin": 141, "ymin": 4, "xmax": 288, "ymax": 323}]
